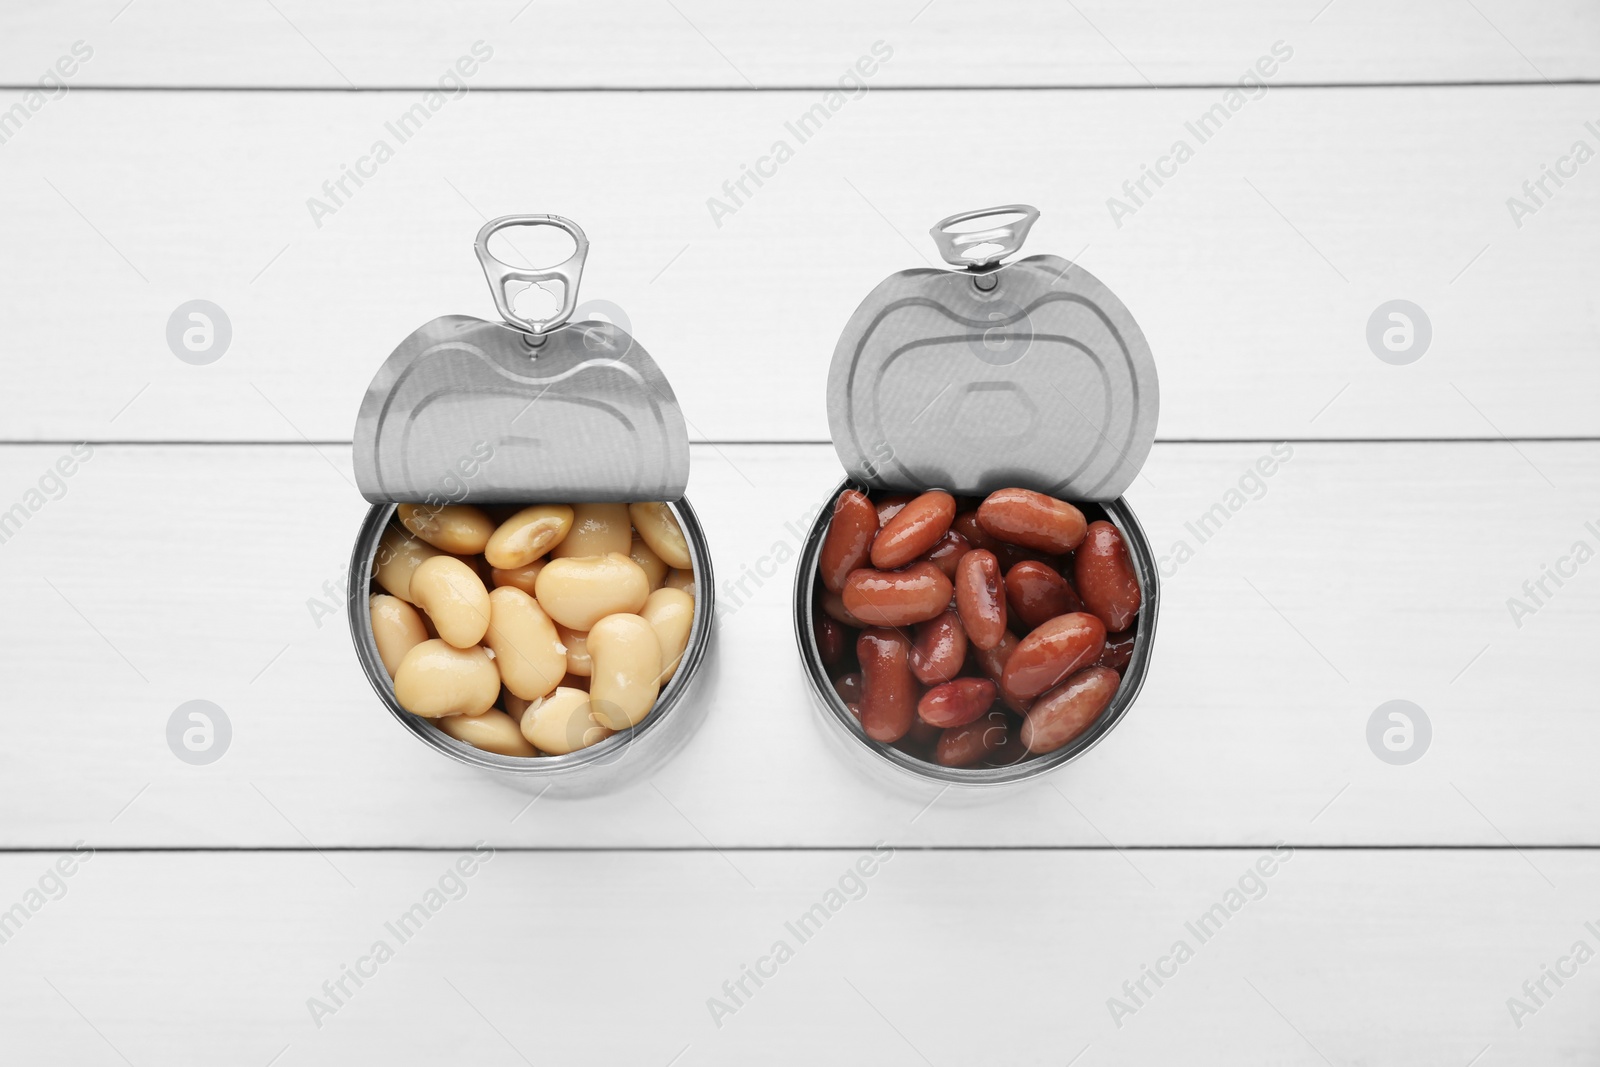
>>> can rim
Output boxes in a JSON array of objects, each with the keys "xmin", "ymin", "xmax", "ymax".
[
  {"xmin": 348, "ymin": 496, "xmax": 716, "ymax": 775},
  {"xmin": 792, "ymin": 479, "xmax": 1159, "ymax": 786}
]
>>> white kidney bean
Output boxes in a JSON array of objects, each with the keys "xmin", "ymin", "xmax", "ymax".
[
  {"xmin": 629, "ymin": 502, "xmax": 692, "ymax": 570},
  {"xmin": 393, "ymin": 639, "xmax": 500, "ymax": 718},
  {"xmin": 485, "ymin": 505, "xmax": 573, "ymax": 569},
  {"xmin": 521, "ymin": 687, "xmax": 612, "ymax": 754},
  {"xmin": 491, "ymin": 559, "xmax": 544, "ymax": 596},
  {"xmin": 556, "ymin": 623, "xmax": 592, "ymax": 677},
  {"xmin": 484, "ymin": 586, "xmax": 566, "ymax": 700},
  {"xmin": 664, "ymin": 567, "xmax": 695, "ymax": 597},
  {"xmin": 586, "ymin": 613, "xmax": 662, "ymax": 730},
  {"xmin": 370, "ymin": 594, "xmax": 429, "ymax": 678},
  {"xmin": 534, "ymin": 552, "xmax": 649, "ymax": 630},
  {"xmin": 629, "ymin": 537, "xmax": 668, "ymax": 590},
  {"xmin": 374, "ymin": 524, "xmax": 441, "ymax": 602},
  {"xmin": 502, "ymin": 689, "xmax": 532, "ymax": 726},
  {"xmin": 397, "ymin": 503, "xmax": 495, "ymax": 555},
  {"xmin": 409, "ymin": 555, "xmax": 492, "ymax": 648},
  {"xmin": 550, "ymin": 503, "xmax": 632, "ymax": 558},
  {"xmin": 437, "ymin": 709, "xmax": 538, "ymax": 756},
  {"xmin": 641, "ymin": 587, "xmax": 694, "ymax": 683}
]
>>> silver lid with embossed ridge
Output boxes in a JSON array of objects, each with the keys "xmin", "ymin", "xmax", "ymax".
[
  {"xmin": 826, "ymin": 205, "xmax": 1158, "ymax": 502},
  {"xmin": 353, "ymin": 215, "xmax": 689, "ymax": 505}
]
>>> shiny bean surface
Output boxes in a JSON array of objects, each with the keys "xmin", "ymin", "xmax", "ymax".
[
  {"xmin": 535, "ymin": 552, "xmax": 650, "ymax": 631},
  {"xmin": 370, "ymin": 594, "xmax": 428, "ymax": 678},
  {"xmin": 484, "ymin": 586, "xmax": 566, "ymax": 700},
  {"xmin": 977, "ymin": 488, "xmax": 1088, "ymax": 554},
  {"xmin": 398, "ymin": 503, "xmax": 495, "ymax": 555},
  {"xmin": 954, "ymin": 550, "xmax": 1007, "ymax": 651},
  {"xmin": 550, "ymin": 503, "xmax": 632, "ymax": 559},
  {"xmin": 923, "ymin": 530, "xmax": 971, "ymax": 579},
  {"xmin": 437, "ymin": 708, "xmax": 538, "ymax": 757},
  {"xmin": 1075, "ymin": 520, "xmax": 1142, "ymax": 631},
  {"xmin": 814, "ymin": 611, "xmax": 848, "ymax": 666},
  {"xmin": 521, "ymin": 687, "xmax": 612, "ymax": 755},
  {"xmin": 870, "ymin": 490, "xmax": 956, "ymax": 569},
  {"xmin": 935, "ymin": 711, "xmax": 1009, "ymax": 767},
  {"xmin": 393, "ymin": 639, "xmax": 500, "ymax": 718},
  {"xmin": 374, "ymin": 524, "xmax": 441, "ymax": 602},
  {"xmin": 818, "ymin": 490, "xmax": 878, "ymax": 593},
  {"xmin": 642, "ymin": 587, "xmax": 694, "ymax": 682},
  {"xmin": 664, "ymin": 568, "xmax": 695, "ymax": 597},
  {"xmin": 1022, "ymin": 666, "xmax": 1121, "ymax": 754},
  {"xmin": 918, "ymin": 677, "xmax": 997, "ymax": 729},
  {"xmin": 857, "ymin": 628, "xmax": 916, "ymax": 743},
  {"xmin": 586, "ymin": 613, "xmax": 663, "ymax": 730},
  {"xmin": 490, "ymin": 559, "xmax": 545, "ymax": 596},
  {"xmin": 833, "ymin": 671, "xmax": 863, "ymax": 705},
  {"xmin": 483, "ymin": 505, "xmax": 573, "ymax": 569},
  {"xmin": 1097, "ymin": 629, "xmax": 1136, "ymax": 671},
  {"xmin": 909, "ymin": 609, "xmax": 967, "ymax": 686},
  {"xmin": 1003, "ymin": 612, "xmax": 1107, "ymax": 700},
  {"xmin": 875, "ymin": 494, "xmax": 913, "ymax": 527},
  {"xmin": 950, "ymin": 511, "xmax": 1002, "ymax": 554},
  {"xmin": 629, "ymin": 537, "xmax": 669, "ymax": 590},
  {"xmin": 409, "ymin": 555, "xmax": 492, "ymax": 648},
  {"xmin": 819, "ymin": 589, "xmax": 867, "ymax": 628},
  {"xmin": 842, "ymin": 562, "xmax": 953, "ymax": 627},
  {"xmin": 628, "ymin": 502, "xmax": 693, "ymax": 570},
  {"xmin": 556, "ymin": 623, "xmax": 591, "ymax": 677},
  {"xmin": 1004, "ymin": 560, "xmax": 1085, "ymax": 631},
  {"xmin": 973, "ymin": 630, "xmax": 1033, "ymax": 714}
]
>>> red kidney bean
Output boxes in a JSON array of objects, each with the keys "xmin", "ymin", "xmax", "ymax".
[
  {"xmin": 819, "ymin": 490, "xmax": 878, "ymax": 593},
  {"xmin": 935, "ymin": 711, "xmax": 1010, "ymax": 767},
  {"xmin": 986, "ymin": 730, "xmax": 1032, "ymax": 767},
  {"xmin": 843, "ymin": 562, "xmax": 953, "ymax": 627},
  {"xmin": 814, "ymin": 610, "xmax": 848, "ymax": 666},
  {"xmin": 1002, "ymin": 612, "xmax": 1106, "ymax": 700},
  {"xmin": 951, "ymin": 511, "xmax": 1002, "ymax": 554},
  {"xmin": 1097, "ymin": 629, "xmax": 1135, "ymax": 671},
  {"xmin": 918, "ymin": 677, "xmax": 997, "ymax": 729},
  {"xmin": 846, "ymin": 702, "xmax": 862, "ymax": 723},
  {"xmin": 993, "ymin": 542, "xmax": 1060, "ymax": 573},
  {"xmin": 954, "ymin": 550, "xmax": 1007, "ymax": 651},
  {"xmin": 977, "ymin": 488, "xmax": 1088, "ymax": 554},
  {"xmin": 909, "ymin": 608, "xmax": 967, "ymax": 686},
  {"xmin": 1075, "ymin": 520, "xmax": 1141, "ymax": 631},
  {"xmin": 905, "ymin": 716, "xmax": 942, "ymax": 749},
  {"xmin": 857, "ymin": 628, "xmax": 916, "ymax": 743},
  {"xmin": 875, "ymin": 494, "xmax": 913, "ymax": 527},
  {"xmin": 972, "ymin": 630, "xmax": 1033, "ymax": 714},
  {"xmin": 871, "ymin": 490, "xmax": 956, "ymax": 570},
  {"xmin": 1004, "ymin": 560, "xmax": 1084, "ymax": 631},
  {"xmin": 1021, "ymin": 666, "xmax": 1120, "ymax": 754},
  {"xmin": 923, "ymin": 530, "xmax": 971, "ymax": 579},
  {"xmin": 833, "ymin": 671, "xmax": 862, "ymax": 705},
  {"xmin": 820, "ymin": 589, "xmax": 868, "ymax": 628}
]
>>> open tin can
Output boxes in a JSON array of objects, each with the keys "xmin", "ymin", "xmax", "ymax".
[
  {"xmin": 792, "ymin": 205, "xmax": 1160, "ymax": 789},
  {"xmin": 347, "ymin": 215, "xmax": 715, "ymax": 793}
]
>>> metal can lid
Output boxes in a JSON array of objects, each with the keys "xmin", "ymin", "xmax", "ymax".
[
  {"xmin": 353, "ymin": 216, "xmax": 689, "ymax": 504},
  {"xmin": 826, "ymin": 205, "xmax": 1158, "ymax": 501}
]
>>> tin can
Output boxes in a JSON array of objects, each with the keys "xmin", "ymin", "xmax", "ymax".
[
  {"xmin": 792, "ymin": 205, "xmax": 1160, "ymax": 788},
  {"xmin": 347, "ymin": 215, "xmax": 715, "ymax": 793}
]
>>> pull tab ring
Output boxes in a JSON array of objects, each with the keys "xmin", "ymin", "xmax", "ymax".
[
  {"xmin": 929, "ymin": 204, "xmax": 1040, "ymax": 270},
  {"xmin": 474, "ymin": 214, "xmax": 589, "ymax": 336}
]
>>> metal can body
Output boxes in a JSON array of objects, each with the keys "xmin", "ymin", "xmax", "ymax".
[
  {"xmin": 793, "ymin": 478, "xmax": 1158, "ymax": 790},
  {"xmin": 349, "ymin": 497, "xmax": 716, "ymax": 795}
]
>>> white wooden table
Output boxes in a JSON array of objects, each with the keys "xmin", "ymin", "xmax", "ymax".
[{"xmin": 2, "ymin": 2, "xmax": 1597, "ymax": 1062}]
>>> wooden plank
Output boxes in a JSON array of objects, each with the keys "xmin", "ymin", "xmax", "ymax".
[
  {"xmin": 2, "ymin": 0, "xmax": 1596, "ymax": 87},
  {"xmin": 0, "ymin": 848, "xmax": 1592, "ymax": 1063},
  {"xmin": 1, "ymin": 87, "xmax": 1595, "ymax": 442},
  {"xmin": 1, "ymin": 441, "xmax": 1591, "ymax": 849}
]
